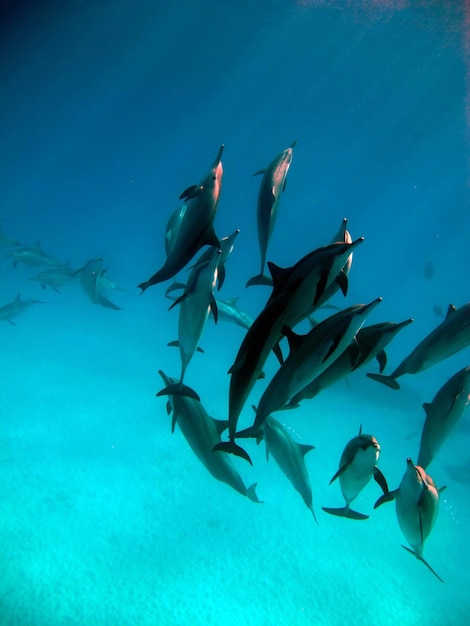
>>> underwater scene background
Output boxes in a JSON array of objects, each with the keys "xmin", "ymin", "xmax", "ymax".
[{"xmin": 1, "ymin": 1, "xmax": 469, "ymax": 624}]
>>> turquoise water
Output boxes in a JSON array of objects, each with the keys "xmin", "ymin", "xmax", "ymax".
[{"xmin": 1, "ymin": 1, "xmax": 469, "ymax": 624}]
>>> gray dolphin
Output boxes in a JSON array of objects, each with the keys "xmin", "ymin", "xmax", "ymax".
[
  {"xmin": 158, "ymin": 371, "xmax": 262, "ymax": 503},
  {"xmin": 367, "ymin": 302, "xmax": 470, "ymax": 389},
  {"xmin": 28, "ymin": 261, "xmax": 77, "ymax": 293},
  {"xmin": 322, "ymin": 425, "xmax": 388, "ymax": 520},
  {"xmin": 158, "ymin": 250, "xmax": 221, "ymax": 400},
  {"xmin": 287, "ymin": 318, "xmax": 414, "ymax": 408},
  {"xmin": 6, "ymin": 241, "xmax": 62, "ymax": 269},
  {"xmin": 138, "ymin": 145, "xmax": 224, "ymax": 292},
  {"xmin": 238, "ymin": 298, "xmax": 382, "ymax": 438},
  {"xmin": 247, "ymin": 140, "xmax": 297, "ymax": 287},
  {"xmin": 417, "ymin": 366, "xmax": 470, "ymax": 469},
  {"xmin": 189, "ymin": 228, "xmax": 240, "ymax": 291},
  {"xmin": 257, "ymin": 411, "xmax": 317, "ymax": 522},
  {"xmin": 76, "ymin": 258, "xmax": 122, "ymax": 310},
  {"xmin": 210, "ymin": 297, "xmax": 254, "ymax": 330},
  {"xmin": 374, "ymin": 458, "xmax": 445, "ymax": 582},
  {"xmin": 0, "ymin": 293, "xmax": 44, "ymax": 325},
  {"xmin": 215, "ymin": 238, "xmax": 364, "ymax": 464}
]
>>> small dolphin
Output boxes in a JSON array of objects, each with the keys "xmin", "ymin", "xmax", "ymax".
[
  {"xmin": 417, "ymin": 366, "xmax": 470, "ymax": 469},
  {"xmin": 138, "ymin": 145, "xmax": 224, "ymax": 292},
  {"xmin": 367, "ymin": 302, "xmax": 470, "ymax": 389},
  {"xmin": 286, "ymin": 318, "xmax": 413, "ymax": 408},
  {"xmin": 210, "ymin": 297, "xmax": 254, "ymax": 330},
  {"xmin": 374, "ymin": 458, "xmax": 445, "ymax": 582},
  {"xmin": 238, "ymin": 298, "xmax": 382, "ymax": 438},
  {"xmin": 6, "ymin": 241, "xmax": 62, "ymax": 269},
  {"xmin": 322, "ymin": 425, "xmax": 388, "ymax": 520},
  {"xmin": 158, "ymin": 371, "xmax": 262, "ymax": 503},
  {"xmin": 28, "ymin": 262, "xmax": 77, "ymax": 293},
  {"xmin": 247, "ymin": 140, "xmax": 297, "ymax": 287},
  {"xmin": 257, "ymin": 411, "xmax": 317, "ymax": 521},
  {"xmin": 158, "ymin": 250, "xmax": 221, "ymax": 399},
  {"xmin": 0, "ymin": 293, "xmax": 44, "ymax": 325},
  {"xmin": 76, "ymin": 258, "xmax": 122, "ymax": 310}
]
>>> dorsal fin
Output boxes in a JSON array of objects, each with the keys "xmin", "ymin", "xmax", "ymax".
[
  {"xmin": 358, "ymin": 424, "xmax": 363, "ymax": 436},
  {"xmin": 445, "ymin": 304, "xmax": 457, "ymax": 319},
  {"xmin": 211, "ymin": 418, "xmax": 229, "ymax": 436},
  {"xmin": 281, "ymin": 325, "xmax": 304, "ymax": 353},
  {"xmin": 298, "ymin": 443, "xmax": 315, "ymax": 456}
]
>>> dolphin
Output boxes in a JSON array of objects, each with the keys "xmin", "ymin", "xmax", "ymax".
[
  {"xmin": 267, "ymin": 237, "xmax": 365, "ymax": 330},
  {"xmin": 28, "ymin": 261, "xmax": 77, "ymax": 293},
  {"xmin": 257, "ymin": 411, "xmax": 317, "ymax": 522},
  {"xmin": 367, "ymin": 303, "xmax": 470, "ymax": 390},
  {"xmin": 322, "ymin": 425, "xmax": 388, "ymax": 520},
  {"xmin": 0, "ymin": 293, "xmax": 44, "ymax": 325},
  {"xmin": 6, "ymin": 241, "xmax": 62, "ymax": 269},
  {"xmin": 238, "ymin": 298, "xmax": 382, "ymax": 439},
  {"xmin": 188, "ymin": 228, "xmax": 240, "ymax": 291},
  {"xmin": 216, "ymin": 238, "xmax": 365, "ymax": 463},
  {"xmin": 138, "ymin": 145, "xmax": 224, "ymax": 292},
  {"xmin": 417, "ymin": 366, "xmax": 470, "ymax": 469},
  {"xmin": 210, "ymin": 297, "xmax": 254, "ymax": 330},
  {"xmin": 158, "ymin": 371, "xmax": 262, "ymax": 503},
  {"xmin": 286, "ymin": 318, "xmax": 414, "ymax": 408},
  {"xmin": 76, "ymin": 258, "xmax": 122, "ymax": 310},
  {"xmin": 157, "ymin": 250, "xmax": 221, "ymax": 400},
  {"xmin": 247, "ymin": 140, "xmax": 297, "ymax": 287},
  {"xmin": 374, "ymin": 458, "xmax": 445, "ymax": 582}
]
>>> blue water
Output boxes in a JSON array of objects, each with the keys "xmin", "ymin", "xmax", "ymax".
[{"xmin": 1, "ymin": 1, "xmax": 469, "ymax": 624}]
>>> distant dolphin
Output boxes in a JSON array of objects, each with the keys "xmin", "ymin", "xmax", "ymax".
[
  {"xmin": 367, "ymin": 302, "xmax": 470, "ymax": 389},
  {"xmin": 374, "ymin": 458, "xmax": 445, "ymax": 582},
  {"xmin": 322, "ymin": 425, "xmax": 388, "ymax": 520},
  {"xmin": 158, "ymin": 250, "xmax": 221, "ymax": 399},
  {"xmin": 286, "ymin": 318, "xmax": 413, "ymax": 408},
  {"xmin": 247, "ymin": 140, "xmax": 297, "ymax": 287},
  {"xmin": 28, "ymin": 262, "xmax": 77, "ymax": 293},
  {"xmin": 257, "ymin": 411, "xmax": 317, "ymax": 522},
  {"xmin": 76, "ymin": 258, "xmax": 122, "ymax": 310},
  {"xmin": 210, "ymin": 297, "xmax": 254, "ymax": 330},
  {"xmin": 237, "ymin": 298, "xmax": 382, "ymax": 439},
  {"xmin": 0, "ymin": 293, "xmax": 44, "ymax": 325},
  {"xmin": 158, "ymin": 371, "xmax": 262, "ymax": 503},
  {"xmin": 6, "ymin": 241, "xmax": 61, "ymax": 269},
  {"xmin": 138, "ymin": 145, "xmax": 224, "ymax": 292},
  {"xmin": 417, "ymin": 366, "xmax": 470, "ymax": 468}
]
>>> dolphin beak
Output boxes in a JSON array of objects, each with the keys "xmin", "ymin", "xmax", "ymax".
[{"xmin": 212, "ymin": 144, "xmax": 224, "ymax": 166}]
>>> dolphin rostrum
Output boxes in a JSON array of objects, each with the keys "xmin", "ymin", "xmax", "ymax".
[
  {"xmin": 367, "ymin": 302, "xmax": 470, "ymax": 389},
  {"xmin": 322, "ymin": 425, "xmax": 388, "ymax": 520},
  {"xmin": 374, "ymin": 458, "xmax": 445, "ymax": 582},
  {"xmin": 138, "ymin": 145, "xmax": 224, "ymax": 293},
  {"xmin": 247, "ymin": 140, "xmax": 297, "ymax": 287},
  {"xmin": 158, "ymin": 371, "xmax": 262, "ymax": 503},
  {"xmin": 257, "ymin": 411, "xmax": 317, "ymax": 522},
  {"xmin": 417, "ymin": 365, "xmax": 470, "ymax": 469}
]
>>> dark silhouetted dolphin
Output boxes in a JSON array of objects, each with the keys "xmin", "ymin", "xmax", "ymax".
[
  {"xmin": 374, "ymin": 458, "xmax": 445, "ymax": 582},
  {"xmin": 417, "ymin": 366, "xmax": 470, "ymax": 469},
  {"xmin": 247, "ymin": 140, "xmax": 297, "ymax": 287},
  {"xmin": 322, "ymin": 425, "xmax": 388, "ymax": 520},
  {"xmin": 367, "ymin": 303, "xmax": 470, "ymax": 389},
  {"xmin": 158, "ymin": 371, "xmax": 262, "ymax": 503},
  {"xmin": 138, "ymin": 145, "xmax": 224, "ymax": 292}
]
